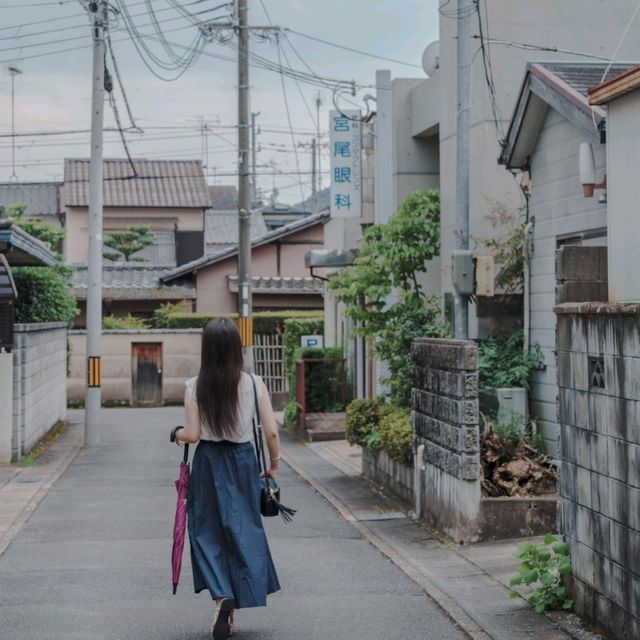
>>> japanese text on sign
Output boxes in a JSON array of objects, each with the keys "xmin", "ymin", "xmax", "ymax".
[{"xmin": 330, "ymin": 110, "xmax": 361, "ymax": 218}]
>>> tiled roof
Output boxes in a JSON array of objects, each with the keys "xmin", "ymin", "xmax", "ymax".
[
  {"xmin": 0, "ymin": 182, "xmax": 61, "ymax": 215},
  {"xmin": 500, "ymin": 61, "xmax": 640, "ymax": 168},
  {"xmin": 162, "ymin": 211, "xmax": 329, "ymax": 283},
  {"xmin": 209, "ymin": 185, "xmax": 238, "ymax": 209},
  {"xmin": 70, "ymin": 263, "xmax": 195, "ymax": 300},
  {"xmin": 539, "ymin": 62, "xmax": 636, "ymax": 98},
  {"xmin": 227, "ymin": 275, "xmax": 323, "ymax": 295},
  {"xmin": 64, "ymin": 159, "xmax": 210, "ymax": 208},
  {"xmin": 205, "ymin": 209, "xmax": 268, "ymax": 247}
]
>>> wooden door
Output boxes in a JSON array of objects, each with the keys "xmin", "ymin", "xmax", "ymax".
[{"xmin": 132, "ymin": 343, "xmax": 163, "ymax": 407}]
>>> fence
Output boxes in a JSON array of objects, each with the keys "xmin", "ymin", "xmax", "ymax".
[{"xmin": 254, "ymin": 333, "xmax": 287, "ymax": 394}]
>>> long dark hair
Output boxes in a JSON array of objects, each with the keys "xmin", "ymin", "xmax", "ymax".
[{"xmin": 196, "ymin": 318, "xmax": 243, "ymax": 438}]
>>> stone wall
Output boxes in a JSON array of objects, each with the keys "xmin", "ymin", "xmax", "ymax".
[
  {"xmin": 411, "ymin": 338, "xmax": 481, "ymax": 543},
  {"xmin": 556, "ymin": 303, "xmax": 640, "ymax": 640},
  {"xmin": 13, "ymin": 322, "xmax": 67, "ymax": 460},
  {"xmin": 362, "ymin": 448, "xmax": 414, "ymax": 504}
]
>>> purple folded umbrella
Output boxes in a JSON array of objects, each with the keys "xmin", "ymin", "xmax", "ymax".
[{"xmin": 171, "ymin": 433, "xmax": 190, "ymax": 594}]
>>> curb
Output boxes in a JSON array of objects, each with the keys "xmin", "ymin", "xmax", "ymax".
[
  {"xmin": 281, "ymin": 449, "xmax": 492, "ymax": 640},
  {"xmin": 0, "ymin": 431, "xmax": 83, "ymax": 558}
]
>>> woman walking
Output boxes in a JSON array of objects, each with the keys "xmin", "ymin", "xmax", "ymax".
[{"xmin": 174, "ymin": 318, "xmax": 281, "ymax": 639}]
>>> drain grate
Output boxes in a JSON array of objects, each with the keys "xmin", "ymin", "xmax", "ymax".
[{"xmin": 356, "ymin": 511, "xmax": 406, "ymax": 522}]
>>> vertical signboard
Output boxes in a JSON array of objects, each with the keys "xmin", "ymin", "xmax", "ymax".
[{"xmin": 330, "ymin": 109, "xmax": 362, "ymax": 218}]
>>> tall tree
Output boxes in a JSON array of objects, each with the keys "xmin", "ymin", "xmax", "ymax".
[
  {"xmin": 329, "ymin": 190, "xmax": 447, "ymax": 405},
  {"xmin": 103, "ymin": 225, "xmax": 155, "ymax": 262}
]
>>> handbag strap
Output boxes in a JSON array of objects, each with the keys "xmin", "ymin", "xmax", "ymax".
[{"xmin": 250, "ymin": 374, "xmax": 269, "ymax": 482}]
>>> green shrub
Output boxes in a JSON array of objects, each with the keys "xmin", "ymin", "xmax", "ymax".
[
  {"xmin": 478, "ymin": 331, "xmax": 544, "ymax": 391},
  {"xmin": 345, "ymin": 399, "xmax": 383, "ymax": 447},
  {"xmin": 510, "ymin": 534, "xmax": 573, "ymax": 613},
  {"xmin": 102, "ymin": 314, "xmax": 149, "ymax": 330},
  {"xmin": 283, "ymin": 316, "xmax": 324, "ymax": 380},
  {"xmin": 294, "ymin": 346, "xmax": 344, "ymax": 413},
  {"xmin": 283, "ymin": 399, "xmax": 298, "ymax": 429},
  {"xmin": 12, "ymin": 267, "xmax": 78, "ymax": 325},
  {"xmin": 152, "ymin": 300, "xmax": 192, "ymax": 327},
  {"xmin": 379, "ymin": 406, "xmax": 413, "ymax": 466},
  {"xmin": 155, "ymin": 309, "xmax": 323, "ymax": 335},
  {"xmin": 345, "ymin": 400, "xmax": 413, "ymax": 467}
]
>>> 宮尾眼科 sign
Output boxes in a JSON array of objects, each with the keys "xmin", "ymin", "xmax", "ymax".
[{"xmin": 330, "ymin": 109, "xmax": 361, "ymax": 218}]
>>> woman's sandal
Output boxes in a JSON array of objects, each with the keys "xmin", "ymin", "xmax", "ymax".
[{"xmin": 212, "ymin": 598, "xmax": 235, "ymax": 640}]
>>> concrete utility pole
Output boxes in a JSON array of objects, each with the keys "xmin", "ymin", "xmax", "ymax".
[
  {"xmin": 237, "ymin": 0, "xmax": 253, "ymax": 369},
  {"xmin": 315, "ymin": 93, "xmax": 322, "ymax": 193},
  {"xmin": 251, "ymin": 111, "xmax": 260, "ymax": 209},
  {"xmin": 201, "ymin": 7, "xmax": 278, "ymax": 368},
  {"xmin": 311, "ymin": 137, "xmax": 317, "ymax": 213},
  {"xmin": 8, "ymin": 65, "xmax": 22, "ymax": 182},
  {"xmin": 84, "ymin": 0, "xmax": 108, "ymax": 446},
  {"xmin": 454, "ymin": 0, "xmax": 472, "ymax": 339}
]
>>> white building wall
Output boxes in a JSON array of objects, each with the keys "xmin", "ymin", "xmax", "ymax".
[
  {"xmin": 606, "ymin": 91, "xmax": 640, "ymax": 302},
  {"xmin": 436, "ymin": 0, "xmax": 640, "ymax": 335},
  {"xmin": 528, "ymin": 109, "xmax": 607, "ymax": 452}
]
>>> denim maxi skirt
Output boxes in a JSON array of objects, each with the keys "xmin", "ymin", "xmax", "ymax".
[{"xmin": 187, "ymin": 440, "xmax": 281, "ymax": 608}]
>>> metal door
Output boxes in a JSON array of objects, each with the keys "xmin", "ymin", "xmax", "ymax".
[{"xmin": 132, "ymin": 343, "xmax": 163, "ymax": 407}]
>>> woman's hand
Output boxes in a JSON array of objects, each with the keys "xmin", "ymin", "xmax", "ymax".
[{"xmin": 261, "ymin": 462, "xmax": 279, "ymax": 482}]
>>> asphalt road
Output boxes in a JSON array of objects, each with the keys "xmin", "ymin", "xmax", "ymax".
[{"xmin": 0, "ymin": 408, "xmax": 466, "ymax": 640}]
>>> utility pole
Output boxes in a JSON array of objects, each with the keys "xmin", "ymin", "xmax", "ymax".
[
  {"xmin": 315, "ymin": 93, "xmax": 322, "ymax": 193},
  {"xmin": 236, "ymin": 0, "xmax": 253, "ymax": 369},
  {"xmin": 453, "ymin": 0, "xmax": 472, "ymax": 340},
  {"xmin": 251, "ymin": 111, "xmax": 260, "ymax": 209},
  {"xmin": 311, "ymin": 138, "xmax": 317, "ymax": 213},
  {"xmin": 8, "ymin": 65, "xmax": 22, "ymax": 182},
  {"xmin": 201, "ymin": 7, "xmax": 278, "ymax": 367},
  {"xmin": 84, "ymin": 0, "xmax": 108, "ymax": 447}
]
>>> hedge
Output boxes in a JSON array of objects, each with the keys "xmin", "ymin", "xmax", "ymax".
[
  {"xmin": 283, "ymin": 316, "xmax": 325, "ymax": 427},
  {"xmin": 155, "ymin": 309, "xmax": 323, "ymax": 335},
  {"xmin": 102, "ymin": 314, "xmax": 149, "ymax": 330},
  {"xmin": 12, "ymin": 266, "xmax": 78, "ymax": 325},
  {"xmin": 345, "ymin": 399, "xmax": 413, "ymax": 467}
]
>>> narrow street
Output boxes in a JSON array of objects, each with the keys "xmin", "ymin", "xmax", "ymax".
[{"xmin": 0, "ymin": 408, "xmax": 466, "ymax": 640}]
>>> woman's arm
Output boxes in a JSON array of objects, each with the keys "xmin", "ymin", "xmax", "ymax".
[
  {"xmin": 259, "ymin": 380, "xmax": 281, "ymax": 480},
  {"xmin": 176, "ymin": 387, "xmax": 202, "ymax": 445}
]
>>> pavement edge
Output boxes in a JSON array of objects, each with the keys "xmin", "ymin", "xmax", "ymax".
[
  {"xmin": 281, "ymin": 449, "xmax": 493, "ymax": 640},
  {"xmin": 0, "ymin": 430, "xmax": 83, "ymax": 558}
]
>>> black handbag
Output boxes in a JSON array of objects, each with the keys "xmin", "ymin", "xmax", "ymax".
[{"xmin": 250, "ymin": 375, "xmax": 296, "ymax": 523}]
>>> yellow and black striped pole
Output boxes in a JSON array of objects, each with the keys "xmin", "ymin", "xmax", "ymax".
[{"xmin": 87, "ymin": 356, "xmax": 102, "ymax": 388}]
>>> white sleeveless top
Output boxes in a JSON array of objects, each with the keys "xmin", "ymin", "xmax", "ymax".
[{"xmin": 185, "ymin": 372, "xmax": 264, "ymax": 443}]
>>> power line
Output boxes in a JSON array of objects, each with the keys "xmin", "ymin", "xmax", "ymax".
[
  {"xmin": 284, "ymin": 28, "xmax": 421, "ymax": 68},
  {"xmin": 475, "ymin": 0, "xmax": 504, "ymax": 142},
  {"xmin": 275, "ymin": 34, "xmax": 305, "ymax": 205},
  {"xmin": 600, "ymin": 0, "xmax": 640, "ymax": 81}
]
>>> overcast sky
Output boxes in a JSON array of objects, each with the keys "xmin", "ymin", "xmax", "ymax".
[{"xmin": 0, "ymin": 0, "xmax": 439, "ymax": 204}]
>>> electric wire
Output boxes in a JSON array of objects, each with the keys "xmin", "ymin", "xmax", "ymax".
[
  {"xmin": 275, "ymin": 34, "xmax": 305, "ymax": 206},
  {"xmin": 475, "ymin": 0, "xmax": 505, "ymax": 142},
  {"xmin": 600, "ymin": 0, "xmax": 640, "ymax": 81},
  {"xmin": 284, "ymin": 28, "xmax": 421, "ymax": 69},
  {"xmin": 257, "ymin": 0, "xmax": 316, "ymax": 130}
]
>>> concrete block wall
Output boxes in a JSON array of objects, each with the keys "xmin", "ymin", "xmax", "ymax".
[
  {"xmin": 411, "ymin": 338, "xmax": 481, "ymax": 542},
  {"xmin": 556, "ymin": 246, "xmax": 608, "ymax": 305},
  {"xmin": 68, "ymin": 330, "xmax": 202, "ymax": 405},
  {"xmin": 362, "ymin": 448, "xmax": 414, "ymax": 505},
  {"xmin": 12, "ymin": 322, "xmax": 67, "ymax": 460},
  {"xmin": 556, "ymin": 303, "xmax": 640, "ymax": 640}
]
